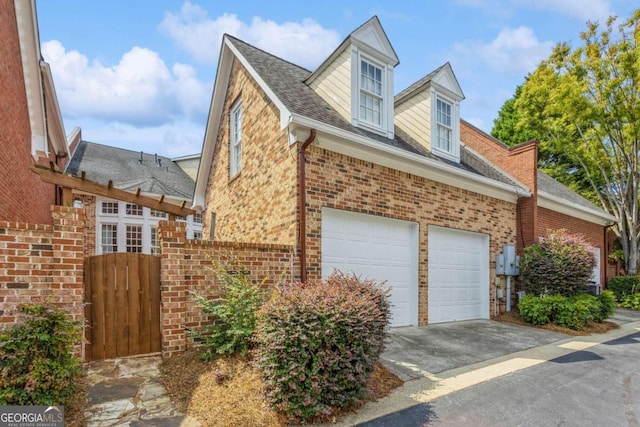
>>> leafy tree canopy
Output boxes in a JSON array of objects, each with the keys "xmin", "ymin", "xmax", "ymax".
[{"xmin": 512, "ymin": 10, "xmax": 640, "ymax": 274}]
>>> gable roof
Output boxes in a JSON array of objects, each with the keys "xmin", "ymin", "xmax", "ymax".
[
  {"xmin": 66, "ymin": 141, "xmax": 194, "ymax": 200},
  {"xmin": 194, "ymin": 24, "xmax": 529, "ymax": 209},
  {"xmin": 14, "ymin": 0, "xmax": 68, "ymax": 160},
  {"xmin": 305, "ymin": 16, "xmax": 399, "ymax": 86},
  {"xmin": 395, "ymin": 62, "xmax": 465, "ymax": 105}
]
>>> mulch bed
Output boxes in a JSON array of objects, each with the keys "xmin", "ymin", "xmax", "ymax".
[
  {"xmin": 160, "ymin": 348, "xmax": 403, "ymax": 426},
  {"xmin": 494, "ymin": 311, "xmax": 620, "ymax": 336}
]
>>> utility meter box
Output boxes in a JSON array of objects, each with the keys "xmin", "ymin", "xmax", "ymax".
[
  {"xmin": 495, "ymin": 254, "xmax": 505, "ymax": 275},
  {"xmin": 503, "ymin": 245, "xmax": 520, "ymax": 276}
]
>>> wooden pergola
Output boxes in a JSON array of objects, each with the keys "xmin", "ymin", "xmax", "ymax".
[{"xmin": 31, "ymin": 164, "xmax": 196, "ymax": 218}]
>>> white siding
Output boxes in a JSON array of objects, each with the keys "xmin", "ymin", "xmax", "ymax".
[
  {"xmin": 395, "ymin": 89, "xmax": 431, "ymax": 150},
  {"xmin": 309, "ymin": 49, "xmax": 352, "ymax": 123}
]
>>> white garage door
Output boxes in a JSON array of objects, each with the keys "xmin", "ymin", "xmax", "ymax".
[
  {"xmin": 428, "ymin": 226, "xmax": 489, "ymax": 323},
  {"xmin": 321, "ymin": 208, "xmax": 418, "ymax": 327}
]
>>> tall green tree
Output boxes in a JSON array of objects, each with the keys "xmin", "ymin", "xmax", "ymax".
[
  {"xmin": 492, "ymin": 83, "xmax": 595, "ymax": 198},
  {"xmin": 515, "ymin": 11, "xmax": 640, "ymax": 274}
]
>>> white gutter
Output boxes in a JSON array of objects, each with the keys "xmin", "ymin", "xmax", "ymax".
[
  {"xmin": 289, "ymin": 114, "xmax": 530, "ymax": 203},
  {"xmin": 538, "ymin": 191, "xmax": 617, "ymax": 226}
]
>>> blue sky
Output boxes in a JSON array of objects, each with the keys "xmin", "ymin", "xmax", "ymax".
[{"xmin": 36, "ymin": 0, "xmax": 638, "ymax": 158}]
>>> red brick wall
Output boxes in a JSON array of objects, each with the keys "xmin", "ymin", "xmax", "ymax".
[
  {"xmin": 203, "ymin": 59, "xmax": 298, "ymax": 245},
  {"xmin": 159, "ymin": 221, "xmax": 295, "ymax": 357},
  {"xmin": 0, "ymin": 0, "xmax": 65, "ymax": 224},
  {"xmin": 538, "ymin": 207, "xmax": 606, "ymax": 285},
  {"xmin": 0, "ymin": 207, "xmax": 85, "ymax": 357},
  {"xmin": 461, "ymin": 120, "xmax": 539, "ymax": 252},
  {"xmin": 303, "ymin": 147, "xmax": 517, "ymax": 324}
]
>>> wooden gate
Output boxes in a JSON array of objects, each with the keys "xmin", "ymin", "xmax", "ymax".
[{"xmin": 84, "ymin": 253, "xmax": 161, "ymax": 361}]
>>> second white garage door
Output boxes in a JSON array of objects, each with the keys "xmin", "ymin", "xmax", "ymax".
[
  {"xmin": 321, "ymin": 208, "xmax": 419, "ymax": 327},
  {"xmin": 428, "ymin": 225, "xmax": 489, "ymax": 323}
]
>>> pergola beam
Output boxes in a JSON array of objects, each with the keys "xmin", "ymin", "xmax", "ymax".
[{"xmin": 31, "ymin": 165, "xmax": 196, "ymax": 217}]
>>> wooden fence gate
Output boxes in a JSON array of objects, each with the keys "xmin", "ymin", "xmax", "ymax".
[{"xmin": 84, "ymin": 253, "xmax": 161, "ymax": 361}]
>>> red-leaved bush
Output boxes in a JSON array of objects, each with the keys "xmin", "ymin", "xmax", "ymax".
[
  {"xmin": 521, "ymin": 229, "xmax": 595, "ymax": 296},
  {"xmin": 254, "ymin": 272, "xmax": 390, "ymax": 422}
]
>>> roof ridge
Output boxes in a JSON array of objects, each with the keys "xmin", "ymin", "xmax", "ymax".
[{"xmin": 224, "ymin": 34, "xmax": 313, "ymax": 74}]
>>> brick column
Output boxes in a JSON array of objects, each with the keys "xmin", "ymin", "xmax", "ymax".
[
  {"xmin": 51, "ymin": 206, "xmax": 85, "ymax": 358},
  {"xmin": 158, "ymin": 220, "xmax": 187, "ymax": 357}
]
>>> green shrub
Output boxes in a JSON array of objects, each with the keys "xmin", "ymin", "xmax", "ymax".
[
  {"xmin": 0, "ymin": 304, "xmax": 81, "ymax": 405},
  {"xmin": 596, "ymin": 290, "xmax": 616, "ymax": 321},
  {"xmin": 620, "ymin": 293, "xmax": 640, "ymax": 310},
  {"xmin": 518, "ymin": 294, "xmax": 553, "ymax": 325},
  {"xmin": 255, "ymin": 272, "xmax": 390, "ymax": 423},
  {"xmin": 519, "ymin": 293, "xmax": 611, "ymax": 330},
  {"xmin": 607, "ymin": 276, "xmax": 640, "ymax": 302},
  {"xmin": 521, "ymin": 229, "xmax": 595, "ymax": 296},
  {"xmin": 554, "ymin": 294, "xmax": 598, "ymax": 330},
  {"xmin": 192, "ymin": 267, "xmax": 266, "ymax": 360}
]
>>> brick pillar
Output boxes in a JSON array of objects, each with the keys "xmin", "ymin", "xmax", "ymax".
[
  {"xmin": 158, "ymin": 220, "xmax": 187, "ymax": 357},
  {"xmin": 51, "ymin": 206, "xmax": 86, "ymax": 359}
]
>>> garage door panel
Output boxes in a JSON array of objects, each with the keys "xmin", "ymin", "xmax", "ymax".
[
  {"xmin": 322, "ymin": 209, "xmax": 418, "ymax": 327},
  {"xmin": 428, "ymin": 226, "xmax": 489, "ymax": 324}
]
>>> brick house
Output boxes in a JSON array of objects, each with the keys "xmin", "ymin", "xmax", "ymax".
[
  {"xmin": 193, "ymin": 17, "xmax": 534, "ymax": 327},
  {"xmin": 460, "ymin": 121, "xmax": 616, "ymax": 287},
  {"xmin": 0, "ymin": 0, "xmax": 70, "ymax": 224},
  {"xmin": 64, "ymin": 135, "xmax": 203, "ymax": 257}
]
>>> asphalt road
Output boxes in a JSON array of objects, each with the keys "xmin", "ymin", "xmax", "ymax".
[{"xmin": 361, "ymin": 331, "xmax": 640, "ymax": 427}]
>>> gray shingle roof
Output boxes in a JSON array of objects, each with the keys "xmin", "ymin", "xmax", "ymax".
[
  {"xmin": 226, "ymin": 35, "xmax": 517, "ymax": 187},
  {"xmin": 537, "ymin": 171, "xmax": 603, "ymax": 212},
  {"xmin": 65, "ymin": 141, "xmax": 195, "ymax": 200}
]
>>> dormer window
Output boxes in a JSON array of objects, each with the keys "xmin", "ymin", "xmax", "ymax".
[
  {"xmin": 360, "ymin": 59, "xmax": 383, "ymax": 126},
  {"xmin": 430, "ymin": 89, "xmax": 461, "ymax": 162},
  {"xmin": 435, "ymin": 98, "xmax": 452, "ymax": 152},
  {"xmin": 350, "ymin": 48, "xmax": 395, "ymax": 138}
]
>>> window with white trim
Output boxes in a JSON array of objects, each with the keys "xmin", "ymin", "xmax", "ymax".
[
  {"xmin": 150, "ymin": 226, "xmax": 160, "ymax": 255},
  {"xmin": 94, "ymin": 197, "xmax": 203, "ymax": 254},
  {"xmin": 101, "ymin": 224, "xmax": 118, "ymax": 253},
  {"xmin": 230, "ymin": 99, "xmax": 242, "ymax": 177},
  {"xmin": 101, "ymin": 202, "xmax": 118, "ymax": 215},
  {"xmin": 126, "ymin": 225, "xmax": 143, "ymax": 253},
  {"xmin": 359, "ymin": 59, "xmax": 383, "ymax": 126},
  {"xmin": 435, "ymin": 98, "xmax": 452, "ymax": 153}
]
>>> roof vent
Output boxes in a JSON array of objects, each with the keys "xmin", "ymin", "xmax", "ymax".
[{"xmin": 138, "ymin": 151, "xmax": 143, "ymax": 164}]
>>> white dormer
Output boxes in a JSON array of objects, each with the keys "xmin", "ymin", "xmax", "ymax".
[
  {"xmin": 395, "ymin": 63, "xmax": 464, "ymax": 162},
  {"xmin": 306, "ymin": 17, "xmax": 399, "ymax": 139}
]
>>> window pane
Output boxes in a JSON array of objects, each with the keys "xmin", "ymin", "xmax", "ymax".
[
  {"xmin": 101, "ymin": 224, "xmax": 117, "ymax": 253},
  {"xmin": 193, "ymin": 231, "xmax": 203, "ymax": 241},
  {"xmin": 231, "ymin": 101, "xmax": 242, "ymax": 176},
  {"xmin": 150, "ymin": 226, "xmax": 159, "ymax": 255},
  {"xmin": 150, "ymin": 209, "xmax": 167, "ymax": 219},
  {"xmin": 193, "ymin": 212, "xmax": 203, "ymax": 224},
  {"xmin": 126, "ymin": 225, "xmax": 143, "ymax": 253},
  {"xmin": 126, "ymin": 204, "xmax": 143, "ymax": 216},
  {"xmin": 101, "ymin": 202, "xmax": 118, "ymax": 214}
]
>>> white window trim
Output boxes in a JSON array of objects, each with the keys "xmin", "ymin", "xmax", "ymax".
[
  {"xmin": 95, "ymin": 197, "xmax": 204, "ymax": 254},
  {"xmin": 430, "ymin": 90, "xmax": 461, "ymax": 163},
  {"xmin": 350, "ymin": 47, "xmax": 394, "ymax": 138},
  {"xmin": 230, "ymin": 98, "xmax": 242, "ymax": 178}
]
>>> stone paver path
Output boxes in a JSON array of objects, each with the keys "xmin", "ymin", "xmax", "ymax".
[{"xmin": 85, "ymin": 355, "xmax": 200, "ymax": 426}]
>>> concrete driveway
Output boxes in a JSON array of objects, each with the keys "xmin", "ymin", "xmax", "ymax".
[{"xmin": 381, "ymin": 320, "xmax": 569, "ymax": 381}]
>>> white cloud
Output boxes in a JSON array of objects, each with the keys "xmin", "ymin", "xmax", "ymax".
[
  {"xmin": 41, "ymin": 40, "xmax": 210, "ymax": 127},
  {"xmin": 73, "ymin": 118, "xmax": 203, "ymax": 158},
  {"xmin": 515, "ymin": 0, "xmax": 614, "ymax": 23},
  {"xmin": 159, "ymin": 1, "xmax": 341, "ymax": 70},
  {"xmin": 453, "ymin": 26, "xmax": 554, "ymax": 74}
]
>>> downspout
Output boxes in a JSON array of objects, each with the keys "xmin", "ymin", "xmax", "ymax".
[{"xmin": 298, "ymin": 129, "xmax": 317, "ymax": 283}]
